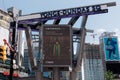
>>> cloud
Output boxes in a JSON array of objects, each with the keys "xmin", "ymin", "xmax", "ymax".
[
  {"xmin": 114, "ymin": 28, "xmax": 120, "ymax": 36},
  {"xmin": 93, "ymin": 28, "xmax": 120, "ymax": 45},
  {"xmin": 96, "ymin": 28, "xmax": 106, "ymax": 34},
  {"xmin": 96, "ymin": 28, "xmax": 120, "ymax": 50}
]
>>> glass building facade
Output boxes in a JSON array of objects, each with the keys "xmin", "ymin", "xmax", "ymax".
[
  {"xmin": 83, "ymin": 59, "xmax": 104, "ymax": 80},
  {"xmin": 81, "ymin": 43, "xmax": 104, "ymax": 80}
]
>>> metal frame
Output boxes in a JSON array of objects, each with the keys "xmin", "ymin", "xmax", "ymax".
[{"xmin": 9, "ymin": 2, "xmax": 116, "ymax": 80}]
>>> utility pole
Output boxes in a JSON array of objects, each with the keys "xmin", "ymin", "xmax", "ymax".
[
  {"xmin": 9, "ymin": 20, "xmax": 17, "ymax": 80},
  {"xmin": 8, "ymin": 7, "xmax": 21, "ymax": 80}
]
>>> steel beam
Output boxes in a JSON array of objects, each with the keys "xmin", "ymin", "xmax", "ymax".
[
  {"xmin": 53, "ymin": 19, "xmax": 61, "ymax": 25},
  {"xmin": 25, "ymin": 27, "xmax": 37, "ymax": 70},
  {"xmin": 71, "ymin": 16, "xmax": 88, "ymax": 80},
  {"xmin": 75, "ymin": 15, "xmax": 88, "ymax": 71},
  {"xmin": 102, "ymin": 2, "xmax": 116, "ymax": 7},
  {"xmin": 17, "ymin": 2, "xmax": 116, "ymax": 24},
  {"xmin": 68, "ymin": 16, "xmax": 80, "ymax": 26}
]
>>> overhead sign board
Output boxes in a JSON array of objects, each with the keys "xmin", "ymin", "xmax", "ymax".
[
  {"xmin": 103, "ymin": 37, "xmax": 120, "ymax": 61},
  {"xmin": 18, "ymin": 4, "xmax": 108, "ymax": 23},
  {"xmin": 40, "ymin": 5, "xmax": 107, "ymax": 18},
  {"xmin": 42, "ymin": 25, "xmax": 72, "ymax": 67}
]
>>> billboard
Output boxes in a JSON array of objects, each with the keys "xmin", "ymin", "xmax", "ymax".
[
  {"xmin": 103, "ymin": 37, "xmax": 120, "ymax": 61},
  {"xmin": 42, "ymin": 25, "xmax": 72, "ymax": 67}
]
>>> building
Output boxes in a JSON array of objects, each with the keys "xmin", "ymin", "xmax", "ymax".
[
  {"xmin": 99, "ymin": 32, "xmax": 120, "ymax": 79},
  {"xmin": 81, "ymin": 43, "xmax": 104, "ymax": 80},
  {"xmin": 0, "ymin": 9, "xmax": 11, "ymax": 45},
  {"xmin": 0, "ymin": 9, "xmax": 19, "ymax": 79},
  {"xmin": 0, "ymin": 8, "xmax": 27, "ymax": 79}
]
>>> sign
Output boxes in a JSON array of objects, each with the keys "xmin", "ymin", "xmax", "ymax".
[
  {"xmin": 18, "ymin": 4, "xmax": 108, "ymax": 23},
  {"xmin": 40, "ymin": 5, "xmax": 107, "ymax": 19},
  {"xmin": 103, "ymin": 37, "xmax": 120, "ymax": 61},
  {"xmin": 42, "ymin": 25, "xmax": 72, "ymax": 67}
]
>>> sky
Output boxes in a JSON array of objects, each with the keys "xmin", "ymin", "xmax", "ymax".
[{"xmin": 0, "ymin": 0, "xmax": 120, "ymax": 45}]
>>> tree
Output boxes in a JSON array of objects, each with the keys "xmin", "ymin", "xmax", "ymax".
[{"xmin": 105, "ymin": 70, "xmax": 115, "ymax": 80}]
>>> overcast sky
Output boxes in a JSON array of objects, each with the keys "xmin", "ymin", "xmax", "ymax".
[{"xmin": 0, "ymin": 0, "xmax": 120, "ymax": 44}]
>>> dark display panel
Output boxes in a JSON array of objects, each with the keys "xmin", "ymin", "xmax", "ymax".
[{"xmin": 42, "ymin": 25, "xmax": 72, "ymax": 67}]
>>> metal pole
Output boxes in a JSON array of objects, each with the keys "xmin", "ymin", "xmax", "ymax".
[
  {"xmin": 71, "ymin": 16, "xmax": 88, "ymax": 80},
  {"xmin": 35, "ymin": 71, "xmax": 43, "ymax": 80},
  {"xmin": 7, "ymin": 7, "xmax": 21, "ymax": 80},
  {"xmin": 35, "ymin": 23, "xmax": 44, "ymax": 80},
  {"xmin": 70, "ymin": 71, "xmax": 77, "ymax": 80},
  {"xmin": 25, "ymin": 27, "xmax": 37, "ymax": 70},
  {"xmin": 53, "ymin": 67, "xmax": 60, "ymax": 80},
  {"xmin": 9, "ymin": 21, "xmax": 17, "ymax": 80}
]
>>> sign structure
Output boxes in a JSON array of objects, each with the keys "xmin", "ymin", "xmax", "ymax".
[
  {"xmin": 39, "ymin": 5, "xmax": 108, "ymax": 19},
  {"xmin": 42, "ymin": 25, "xmax": 72, "ymax": 67},
  {"xmin": 103, "ymin": 37, "xmax": 120, "ymax": 61},
  {"xmin": 18, "ymin": 4, "xmax": 108, "ymax": 23}
]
